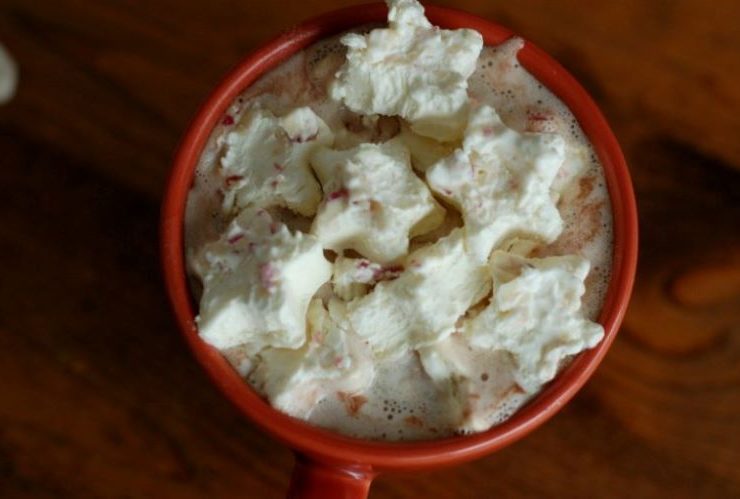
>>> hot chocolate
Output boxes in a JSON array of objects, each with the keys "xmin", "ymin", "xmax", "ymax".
[{"xmin": 185, "ymin": 0, "xmax": 612, "ymax": 440}]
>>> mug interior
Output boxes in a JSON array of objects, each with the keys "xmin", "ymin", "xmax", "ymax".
[{"xmin": 160, "ymin": 2, "xmax": 637, "ymax": 470}]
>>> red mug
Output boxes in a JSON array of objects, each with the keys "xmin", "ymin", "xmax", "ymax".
[{"xmin": 160, "ymin": 3, "xmax": 638, "ymax": 497}]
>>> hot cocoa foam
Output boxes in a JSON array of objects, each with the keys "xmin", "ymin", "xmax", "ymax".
[{"xmin": 185, "ymin": 32, "xmax": 613, "ymax": 441}]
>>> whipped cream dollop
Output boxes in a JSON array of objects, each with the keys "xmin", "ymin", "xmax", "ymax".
[
  {"xmin": 427, "ymin": 104, "xmax": 565, "ymax": 262},
  {"xmin": 311, "ymin": 138, "xmax": 443, "ymax": 263},
  {"xmin": 221, "ymin": 107, "xmax": 333, "ymax": 216},
  {"xmin": 330, "ymin": 0, "xmax": 483, "ymax": 141},
  {"xmin": 193, "ymin": 207, "xmax": 331, "ymax": 351},
  {"xmin": 187, "ymin": 0, "xmax": 609, "ymax": 438}
]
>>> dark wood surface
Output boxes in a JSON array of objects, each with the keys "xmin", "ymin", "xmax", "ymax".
[{"xmin": 1, "ymin": 1, "xmax": 739, "ymax": 497}]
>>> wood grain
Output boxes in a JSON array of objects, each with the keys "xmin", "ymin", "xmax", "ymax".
[{"xmin": 1, "ymin": 1, "xmax": 738, "ymax": 497}]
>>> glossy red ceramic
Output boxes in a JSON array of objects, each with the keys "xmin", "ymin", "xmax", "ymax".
[{"xmin": 161, "ymin": 3, "xmax": 638, "ymax": 498}]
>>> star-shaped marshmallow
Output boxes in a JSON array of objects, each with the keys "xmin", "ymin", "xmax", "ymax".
[
  {"xmin": 310, "ymin": 138, "xmax": 444, "ymax": 263},
  {"xmin": 220, "ymin": 106, "xmax": 333, "ymax": 216},
  {"xmin": 248, "ymin": 299, "xmax": 374, "ymax": 418},
  {"xmin": 330, "ymin": 0, "xmax": 483, "ymax": 141},
  {"xmin": 193, "ymin": 207, "xmax": 332, "ymax": 351},
  {"xmin": 426, "ymin": 105, "xmax": 566, "ymax": 262},
  {"xmin": 346, "ymin": 228, "xmax": 490, "ymax": 358},
  {"xmin": 464, "ymin": 250, "xmax": 604, "ymax": 392}
]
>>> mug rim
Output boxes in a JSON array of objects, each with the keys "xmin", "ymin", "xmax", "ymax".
[{"xmin": 160, "ymin": 2, "xmax": 638, "ymax": 470}]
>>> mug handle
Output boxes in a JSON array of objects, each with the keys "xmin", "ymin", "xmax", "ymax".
[{"xmin": 286, "ymin": 453, "xmax": 376, "ymax": 498}]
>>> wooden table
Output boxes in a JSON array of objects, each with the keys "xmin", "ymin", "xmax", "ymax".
[{"xmin": 1, "ymin": 1, "xmax": 738, "ymax": 497}]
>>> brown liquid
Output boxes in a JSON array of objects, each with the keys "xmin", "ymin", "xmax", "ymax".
[{"xmin": 185, "ymin": 33, "xmax": 613, "ymax": 440}]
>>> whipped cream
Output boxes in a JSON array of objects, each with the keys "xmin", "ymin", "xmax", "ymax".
[
  {"xmin": 347, "ymin": 228, "xmax": 491, "ymax": 357},
  {"xmin": 193, "ymin": 207, "xmax": 331, "ymax": 351},
  {"xmin": 221, "ymin": 107, "xmax": 333, "ymax": 217},
  {"xmin": 310, "ymin": 138, "xmax": 443, "ymax": 263},
  {"xmin": 426, "ymin": 104, "xmax": 565, "ymax": 262},
  {"xmin": 330, "ymin": 0, "xmax": 483, "ymax": 141}
]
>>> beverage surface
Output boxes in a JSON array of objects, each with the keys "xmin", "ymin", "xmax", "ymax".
[{"xmin": 185, "ymin": 0, "xmax": 612, "ymax": 440}]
